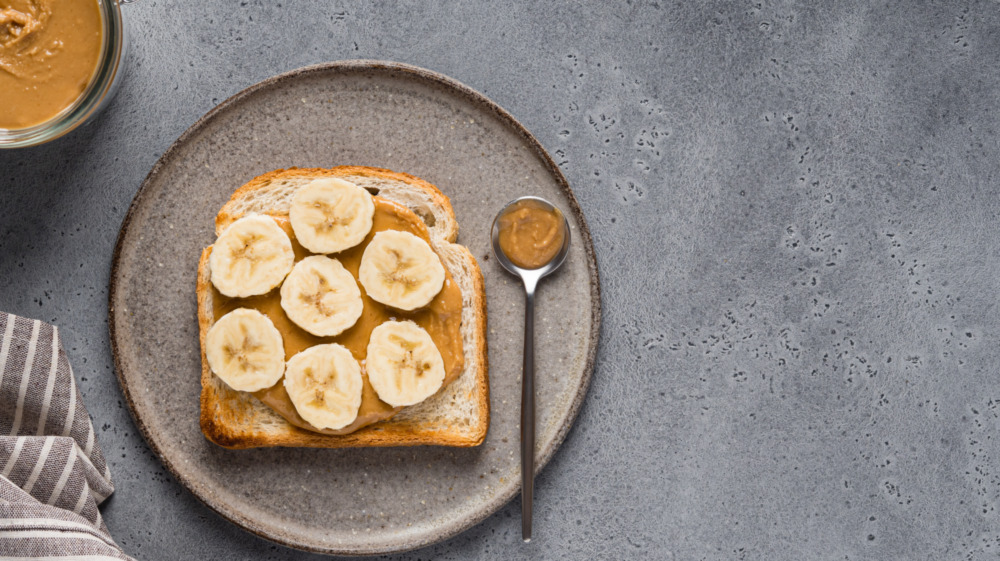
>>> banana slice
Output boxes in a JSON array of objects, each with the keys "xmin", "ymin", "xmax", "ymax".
[
  {"xmin": 358, "ymin": 230, "xmax": 446, "ymax": 311},
  {"xmin": 210, "ymin": 215, "xmax": 295, "ymax": 298},
  {"xmin": 284, "ymin": 344, "xmax": 363, "ymax": 430},
  {"xmin": 366, "ymin": 320, "xmax": 445, "ymax": 407},
  {"xmin": 205, "ymin": 308, "xmax": 285, "ymax": 392},
  {"xmin": 289, "ymin": 178, "xmax": 375, "ymax": 254},
  {"xmin": 280, "ymin": 255, "xmax": 363, "ymax": 337}
]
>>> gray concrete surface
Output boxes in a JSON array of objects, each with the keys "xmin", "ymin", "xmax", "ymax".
[{"xmin": 2, "ymin": 1, "xmax": 1000, "ymax": 559}]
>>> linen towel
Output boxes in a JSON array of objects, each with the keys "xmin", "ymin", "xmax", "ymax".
[{"xmin": 0, "ymin": 313, "xmax": 134, "ymax": 560}]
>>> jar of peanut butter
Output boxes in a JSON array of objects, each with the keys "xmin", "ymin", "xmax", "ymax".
[{"xmin": 0, "ymin": 0, "xmax": 129, "ymax": 148}]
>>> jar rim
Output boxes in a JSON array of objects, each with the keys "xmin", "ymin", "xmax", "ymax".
[{"xmin": 0, "ymin": 0, "xmax": 125, "ymax": 149}]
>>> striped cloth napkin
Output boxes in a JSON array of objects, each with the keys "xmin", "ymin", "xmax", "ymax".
[{"xmin": 0, "ymin": 313, "xmax": 134, "ymax": 560}]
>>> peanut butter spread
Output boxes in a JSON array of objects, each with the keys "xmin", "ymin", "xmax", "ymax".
[
  {"xmin": 497, "ymin": 199, "xmax": 566, "ymax": 269},
  {"xmin": 0, "ymin": 0, "xmax": 102, "ymax": 129},
  {"xmin": 212, "ymin": 198, "xmax": 465, "ymax": 435}
]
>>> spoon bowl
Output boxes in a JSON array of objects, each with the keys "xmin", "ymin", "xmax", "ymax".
[
  {"xmin": 491, "ymin": 196, "xmax": 572, "ymax": 289},
  {"xmin": 490, "ymin": 196, "xmax": 571, "ymax": 543}
]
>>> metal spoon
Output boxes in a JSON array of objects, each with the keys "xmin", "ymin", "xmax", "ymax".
[{"xmin": 491, "ymin": 196, "xmax": 571, "ymax": 543}]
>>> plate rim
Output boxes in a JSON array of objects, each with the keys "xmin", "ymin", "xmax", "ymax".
[{"xmin": 108, "ymin": 59, "xmax": 602, "ymax": 556}]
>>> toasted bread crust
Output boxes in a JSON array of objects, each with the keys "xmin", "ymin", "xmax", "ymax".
[
  {"xmin": 199, "ymin": 167, "xmax": 488, "ymax": 449},
  {"xmin": 216, "ymin": 166, "xmax": 459, "ymax": 243}
]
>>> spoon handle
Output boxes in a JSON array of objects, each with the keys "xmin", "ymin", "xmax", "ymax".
[{"xmin": 521, "ymin": 286, "xmax": 536, "ymax": 543}]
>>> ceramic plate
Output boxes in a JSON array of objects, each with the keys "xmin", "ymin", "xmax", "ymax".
[{"xmin": 109, "ymin": 60, "xmax": 600, "ymax": 555}]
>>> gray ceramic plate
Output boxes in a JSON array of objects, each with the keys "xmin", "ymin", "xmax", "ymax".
[{"xmin": 109, "ymin": 60, "xmax": 600, "ymax": 555}]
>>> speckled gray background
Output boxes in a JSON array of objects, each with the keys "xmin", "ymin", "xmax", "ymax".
[{"xmin": 2, "ymin": 1, "xmax": 1000, "ymax": 559}]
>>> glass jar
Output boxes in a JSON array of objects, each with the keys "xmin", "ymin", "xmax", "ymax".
[{"xmin": 0, "ymin": 0, "xmax": 129, "ymax": 149}]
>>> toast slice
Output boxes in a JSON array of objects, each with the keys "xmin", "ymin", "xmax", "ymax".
[{"xmin": 197, "ymin": 166, "xmax": 489, "ymax": 449}]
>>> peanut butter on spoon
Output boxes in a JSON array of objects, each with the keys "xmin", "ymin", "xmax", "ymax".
[{"xmin": 496, "ymin": 199, "xmax": 566, "ymax": 270}]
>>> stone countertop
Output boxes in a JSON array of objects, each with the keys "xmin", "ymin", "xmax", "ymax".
[{"xmin": 2, "ymin": 2, "xmax": 1000, "ymax": 559}]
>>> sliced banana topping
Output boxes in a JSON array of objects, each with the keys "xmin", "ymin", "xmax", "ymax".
[
  {"xmin": 289, "ymin": 178, "xmax": 375, "ymax": 254},
  {"xmin": 210, "ymin": 215, "xmax": 295, "ymax": 298},
  {"xmin": 205, "ymin": 308, "xmax": 285, "ymax": 392},
  {"xmin": 358, "ymin": 230, "xmax": 446, "ymax": 311},
  {"xmin": 366, "ymin": 320, "xmax": 445, "ymax": 407},
  {"xmin": 284, "ymin": 344, "xmax": 363, "ymax": 430},
  {"xmin": 280, "ymin": 256, "xmax": 364, "ymax": 337}
]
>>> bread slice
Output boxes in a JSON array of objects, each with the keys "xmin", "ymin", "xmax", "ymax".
[{"xmin": 197, "ymin": 166, "xmax": 489, "ymax": 449}]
